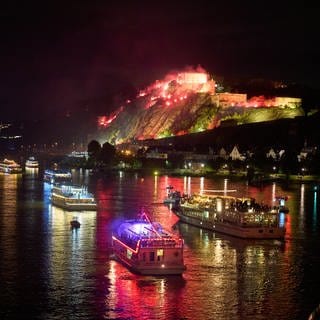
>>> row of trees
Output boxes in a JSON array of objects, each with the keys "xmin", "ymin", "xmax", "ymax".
[
  {"xmin": 60, "ymin": 139, "xmax": 320, "ymax": 181},
  {"xmin": 87, "ymin": 140, "xmax": 116, "ymax": 168},
  {"xmin": 59, "ymin": 140, "xmax": 116, "ymax": 170}
]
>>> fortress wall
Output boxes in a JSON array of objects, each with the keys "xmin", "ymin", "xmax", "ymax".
[
  {"xmin": 274, "ymin": 97, "xmax": 302, "ymax": 108},
  {"xmin": 216, "ymin": 93, "xmax": 247, "ymax": 108}
]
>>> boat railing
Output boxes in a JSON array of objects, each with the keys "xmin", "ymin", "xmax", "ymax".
[
  {"xmin": 116, "ymin": 234, "xmax": 139, "ymax": 250},
  {"xmin": 221, "ymin": 209, "xmax": 282, "ymax": 226},
  {"xmin": 140, "ymin": 238, "xmax": 183, "ymax": 248},
  {"xmin": 182, "ymin": 196, "xmax": 280, "ymax": 214},
  {"xmin": 201, "ymin": 189, "xmax": 237, "ymax": 193},
  {"xmin": 117, "ymin": 232, "xmax": 183, "ymax": 249}
]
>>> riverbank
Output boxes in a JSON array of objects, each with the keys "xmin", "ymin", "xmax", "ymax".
[
  {"xmin": 99, "ymin": 167, "xmax": 320, "ymax": 185},
  {"xmin": 155, "ymin": 168, "xmax": 320, "ymax": 183}
]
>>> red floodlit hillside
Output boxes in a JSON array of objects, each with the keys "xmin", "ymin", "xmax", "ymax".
[{"xmin": 95, "ymin": 67, "xmax": 303, "ymax": 145}]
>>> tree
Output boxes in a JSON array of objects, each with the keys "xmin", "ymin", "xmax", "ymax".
[
  {"xmin": 87, "ymin": 140, "xmax": 101, "ymax": 164},
  {"xmin": 99, "ymin": 142, "xmax": 116, "ymax": 166},
  {"xmin": 279, "ymin": 148, "xmax": 299, "ymax": 176}
]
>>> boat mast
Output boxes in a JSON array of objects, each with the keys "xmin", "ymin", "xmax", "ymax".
[{"xmin": 140, "ymin": 207, "xmax": 162, "ymax": 238}]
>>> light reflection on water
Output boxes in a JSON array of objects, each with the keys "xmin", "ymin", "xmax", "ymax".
[{"xmin": 0, "ymin": 171, "xmax": 319, "ymax": 320}]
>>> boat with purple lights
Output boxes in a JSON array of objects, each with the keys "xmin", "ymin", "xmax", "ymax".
[{"xmin": 112, "ymin": 208, "xmax": 186, "ymax": 275}]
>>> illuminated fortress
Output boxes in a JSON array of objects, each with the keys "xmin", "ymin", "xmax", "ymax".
[{"xmin": 96, "ymin": 67, "xmax": 303, "ymax": 145}]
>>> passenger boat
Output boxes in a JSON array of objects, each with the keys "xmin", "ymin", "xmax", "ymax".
[
  {"xmin": 112, "ymin": 208, "xmax": 186, "ymax": 275},
  {"xmin": 0, "ymin": 158, "xmax": 23, "ymax": 174},
  {"xmin": 174, "ymin": 191, "xmax": 286, "ymax": 239},
  {"xmin": 25, "ymin": 156, "xmax": 39, "ymax": 169},
  {"xmin": 50, "ymin": 184, "xmax": 97, "ymax": 211},
  {"xmin": 44, "ymin": 168, "xmax": 72, "ymax": 184},
  {"xmin": 163, "ymin": 186, "xmax": 181, "ymax": 209}
]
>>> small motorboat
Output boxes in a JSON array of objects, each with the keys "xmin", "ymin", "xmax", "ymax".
[
  {"xmin": 275, "ymin": 195, "xmax": 289, "ymax": 214},
  {"xmin": 163, "ymin": 189, "xmax": 181, "ymax": 209},
  {"xmin": 70, "ymin": 217, "xmax": 81, "ymax": 228}
]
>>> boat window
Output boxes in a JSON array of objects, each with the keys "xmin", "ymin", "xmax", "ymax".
[
  {"xmin": 216, "ymin": 198, "xmax": 223, "ymax": 212},
  {"xmin": 127, "ymin": 251, "xmax": 133, "ymax": 259},
  {"xmin": 150, "ymin": 252, "xmax": 155, "ymax": 262},
  {"xmin": 157, "ymin": 249, "xmax": 164, "ymax": 261}
]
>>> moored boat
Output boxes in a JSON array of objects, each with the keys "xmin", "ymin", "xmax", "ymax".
[
  {"xmin": 174, "ymin": 192, "xmax": 286, "ymax": 239},
  {"xmin": 0, "ymin": 158, "xmax": 23, "ymax": 174},
  {"xmin": 44, "ymin": 168, "xmax": 72, "ymax": 184},
  {"xmin": 163, "ymin": 186, "xmax": 181, "ymax": 209},
  {"xmin": 25, "ymin": 156, "xmax": 39, "ymax": 169},
  {"xmin": 50, "ymin": 184, "xmax": 97, "ymax": 211},
  {"xmin": 275, "ymin": 195, "xmax": 289, "ymax": 214},
  {"xmin": 112, "ymin": 208, "xmax": 186, "ymax": 275}
]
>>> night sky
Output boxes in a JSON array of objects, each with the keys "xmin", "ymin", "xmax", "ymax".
[{"xmin": 1, "ymin": 1, "xmax": 318, "ymax": 122}]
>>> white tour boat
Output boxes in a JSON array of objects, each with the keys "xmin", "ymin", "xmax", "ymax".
[
  {"xmin": 112, "ymin": 208, "xmax": 186, "ymax": 275},
  {"xmin": 44, "ymin": 168, "xmax": 72, "ymax": 184},
  {"xmin": 50, "ymin": 184, "xmax": 97, "ymax": 211},
  {"xmin": 174, "ymin": 191, "xmax": 286, "ymax": 239},
  {"xmin": 25, "ymin": 156, "xmax": 39, "ymax": 169},
  {"xmin": 0, "ymin": 158, "xmax": 23, "ymax": 174}
]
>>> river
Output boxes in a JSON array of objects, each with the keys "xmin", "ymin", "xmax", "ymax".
[{"xmin": 0, "ymin": 168, "xmax": 319, "ymax": 320}]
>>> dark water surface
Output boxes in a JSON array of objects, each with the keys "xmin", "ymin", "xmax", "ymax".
[{"xmin": 0, "ymin": 169, "xmax": 319, "ymax": 320}]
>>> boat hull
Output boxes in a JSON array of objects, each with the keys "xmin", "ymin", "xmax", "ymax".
[
  {"xmin": 25, "ymin": 166, "xmax": 38, "ymax": 169},
  {"xmin": 25, "ymin": 163, "xmax": 39, "ymax": 169},
  {"xmin": 112, "ymin": 243, "xmax": 186, "ymax": 275},
  {"xmin": 0, "ymin": 168, "xmax": 23, "ymax": 174},
  {"xmin": 51, "ymin": 198, "xmax": 97, "ymax": 211},
  {"xmin": 163, "ymin": 198, "xmax": 180, "ymax": 209}
]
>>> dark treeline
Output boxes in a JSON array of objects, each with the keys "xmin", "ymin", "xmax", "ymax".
[{"xmin": 144, "ymin": 112, "xmax": 320, "ymax": 153}]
